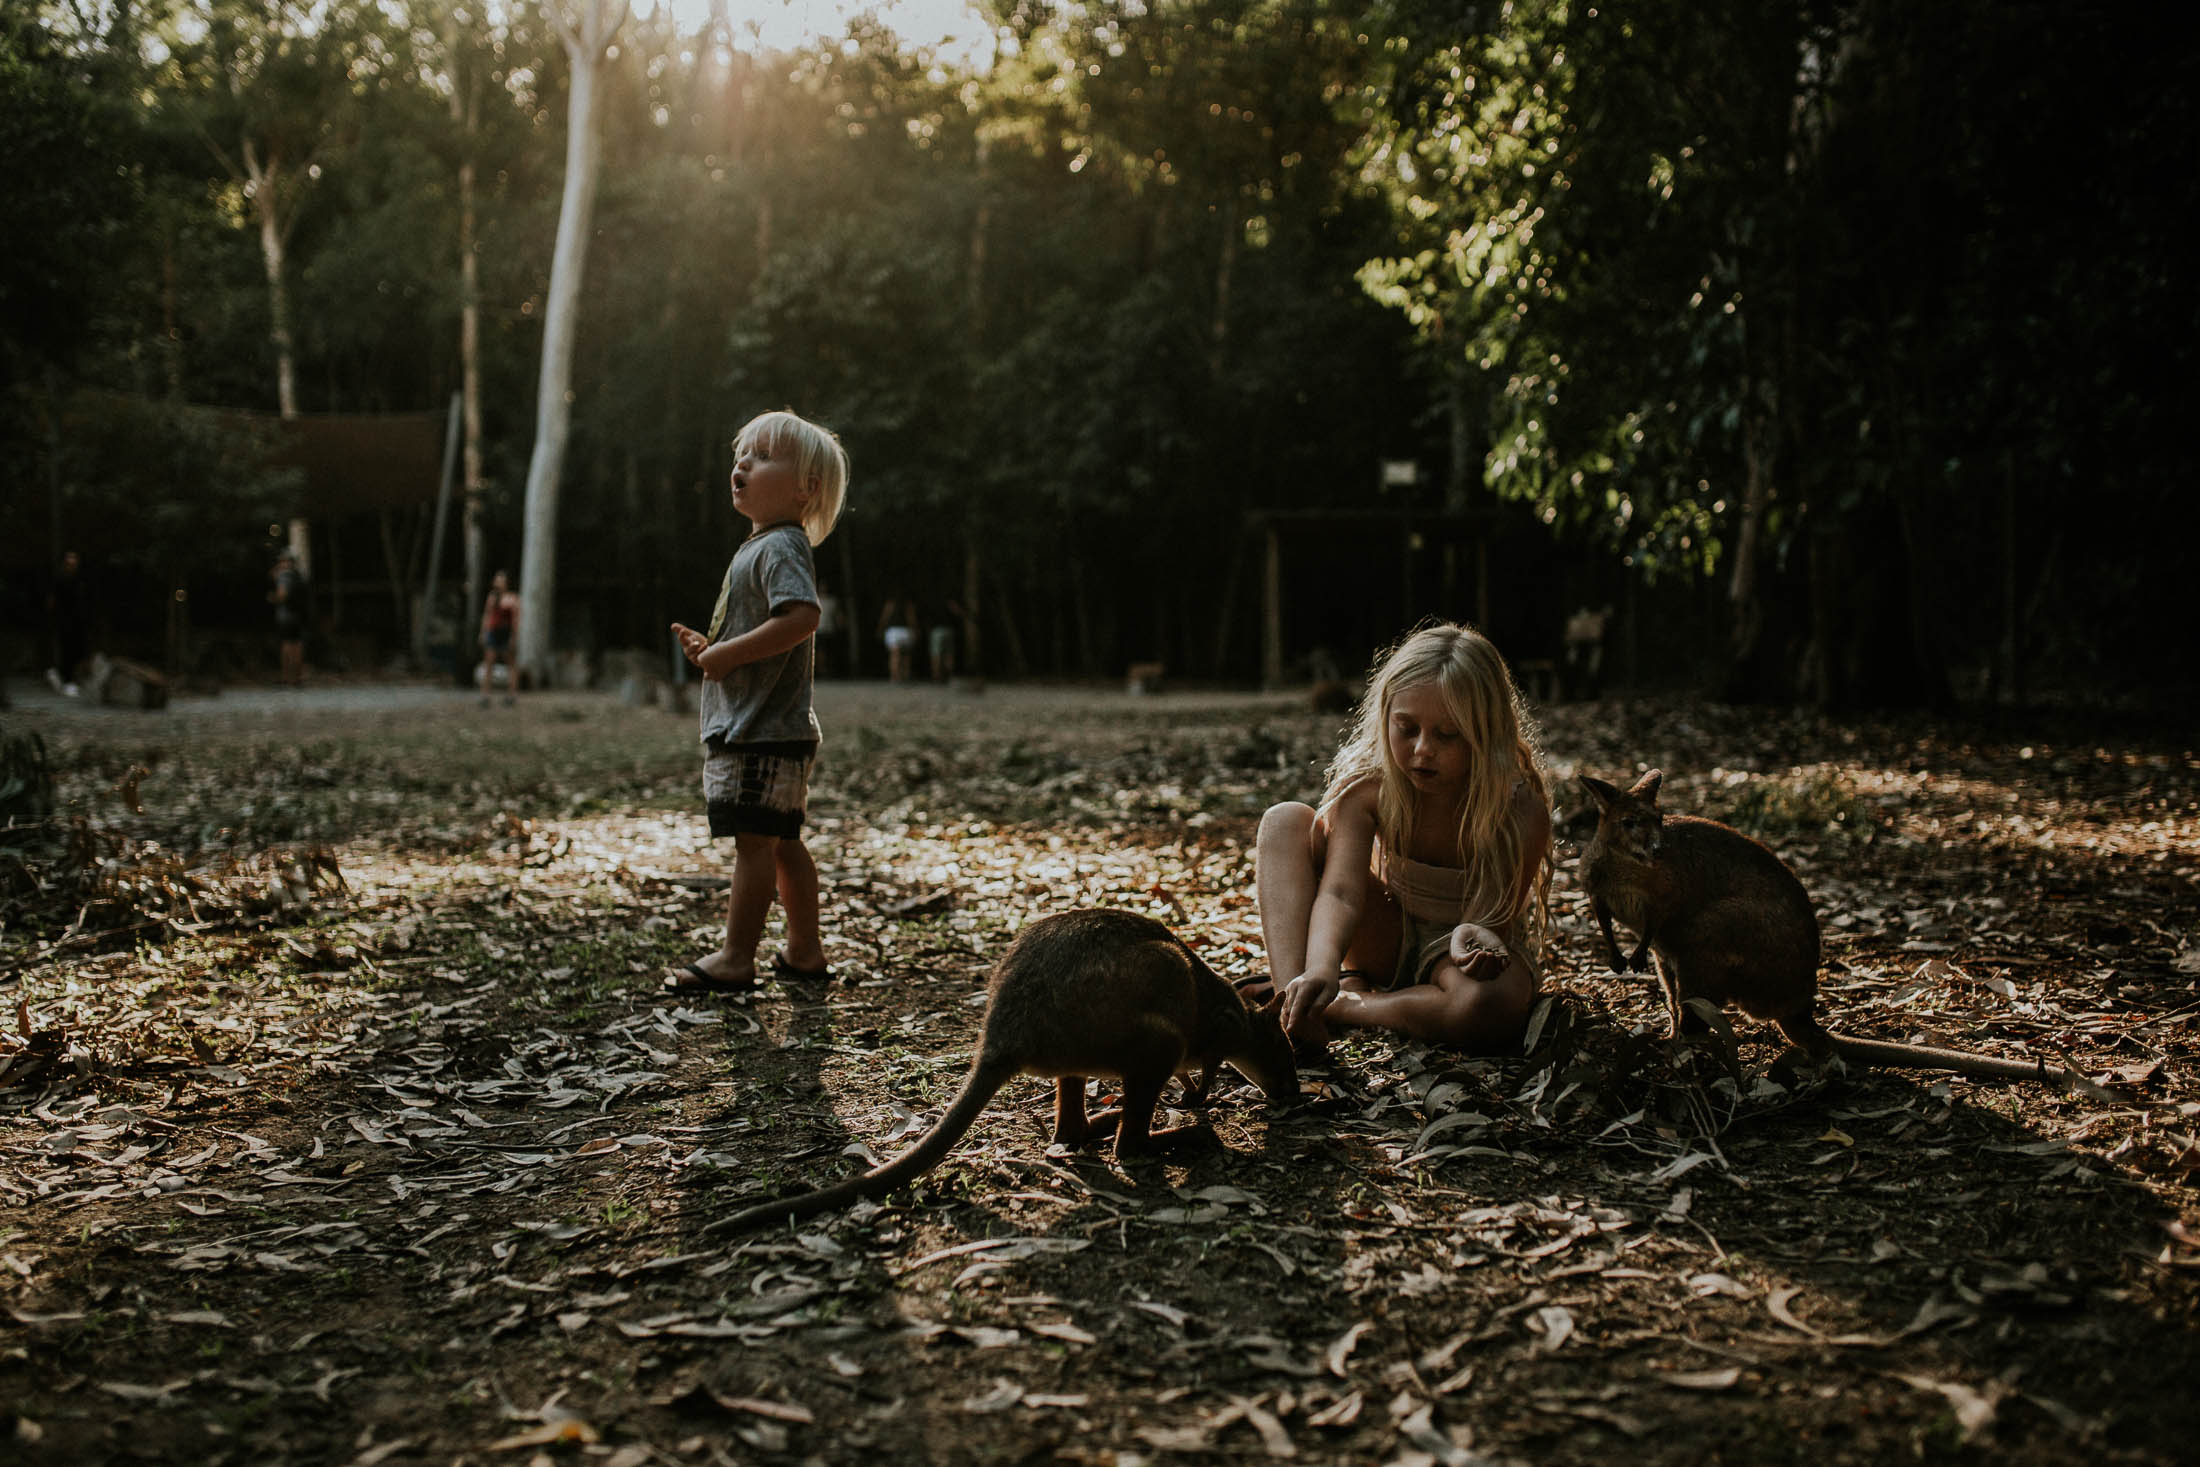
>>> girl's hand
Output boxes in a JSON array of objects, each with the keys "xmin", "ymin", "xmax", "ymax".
[
  {"xmin": 1449, "ymin": 922, "xmax": 1510, "ymax": 982},
  {"xmin": 670, "ymin": 622, "xmax": 708, "ymax": 668},
  {"xmin": 1280, "ymin": 972, "xmax": 1341, "ymax": 1040}
]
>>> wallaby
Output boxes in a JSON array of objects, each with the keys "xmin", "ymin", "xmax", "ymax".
[
  {"xmin": 707, "ymin": 908, "xmax": 1299, "ymax": 1234},
  {"xmin": 1578, "ymin": 769, "xmax": 2095, "ymax": 1090}
]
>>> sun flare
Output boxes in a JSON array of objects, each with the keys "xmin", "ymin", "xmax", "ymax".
[{"xmin": 655, "ymin": 0, "xmax": 989, "ymax": 61}]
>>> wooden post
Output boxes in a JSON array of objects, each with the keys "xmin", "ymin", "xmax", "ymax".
[
  {"xmin": 838, "ymin": 532, "xmax": 862, "ymax": 677},
  {"xmin": 1401, "ymin": 522, "xmax": 1415, "ymax": 627},
  {"xmin": 963, "ymin": 538, "xmax": 982, "ymax": 679},
  {"xmin": 416, "ymin": 391, "xmax": 462, "ymax": 669},
  {"xmin": 166, "ymin": 585, "xmax": 188, "ymax": 679},
  {"xmin": 2000, "ymin": 453, "xmax": 2021, "ymax": 706},
  {"xmin": 1261, "ymin": 519, "xmax": 1283, "ymax": 689},
  {"xmin": 1475, "ymin": 537, "xmax": 1490, "ymax": 631}
]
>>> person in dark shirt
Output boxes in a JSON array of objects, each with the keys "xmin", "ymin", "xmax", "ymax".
[
  {"xmin": 477, "ymin": 569, "xmax": 519, "ymax": 706},
  {"xmin": 270, "ymin": 553, "xmax": 308, "ymax": 685}
]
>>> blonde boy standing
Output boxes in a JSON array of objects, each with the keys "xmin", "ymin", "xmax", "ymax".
[{"xmin": 665, "ymin": 410, "xmax": 849, "ymax": 993}]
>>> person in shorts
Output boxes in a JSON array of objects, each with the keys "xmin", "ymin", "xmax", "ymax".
[
  {"xmin": 477, "ymin": 569, "xmax": 519, "ymax": 705},
  {"xmin": 664, "ymin": 410, "xmax": 849, "ymax": 993}
]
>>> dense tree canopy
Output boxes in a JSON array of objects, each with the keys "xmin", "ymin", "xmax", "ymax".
[{"xmin": 4, "ymin": 0, "xmax": 2189, "ymax": 705}]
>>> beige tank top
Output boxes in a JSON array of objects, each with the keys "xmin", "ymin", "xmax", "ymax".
[
  {"xmin": 1372, "ymin": 778, "xmax": 1532, "ymax": 927},
  {"xmin": 1376, "ymin": 847, "xmax": 1473, "ymax": 924}
]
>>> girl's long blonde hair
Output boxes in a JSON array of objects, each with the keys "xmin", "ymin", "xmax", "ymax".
[{"xmin": 1321, "ymin": 622, "xmax": 1552, "ymax": 951}]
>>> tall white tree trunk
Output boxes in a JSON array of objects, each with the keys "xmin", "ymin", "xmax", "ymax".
[
  {"xmin": 448, "ymin": 14, "xmax": 488, "ymax": 643},
  {"xmin": 250, "ymin": 157, "xmax": 299, "ymax": 420},
  {"xmin": 516, "ymin": 0, "xmax": 628, "ymax": 684},
  {"xmin": 245, "ymin": 137, "xmax": 313, "ymax": 576},
  {"xmin": 459, "ymin": 147, "xmax": 486, "ymax": 634}
]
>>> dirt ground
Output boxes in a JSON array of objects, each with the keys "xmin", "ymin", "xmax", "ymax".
[{"xmin": 3, "ymin": 679, "xmax": 2195, "ymax": 1466}]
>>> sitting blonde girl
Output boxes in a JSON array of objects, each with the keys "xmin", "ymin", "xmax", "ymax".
[{"xmin": 1255, "ymin": 622, "xmax": 1553, "ymax": 1053}]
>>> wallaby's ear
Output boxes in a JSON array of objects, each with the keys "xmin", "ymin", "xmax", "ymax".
[
  {"xmin": 1579, "ymin": 775, "xmax": 1620, "ymax": 811},
  {"xmin": 1631, "ymin": 768, "xmax": 1664, "ymax": 802}
]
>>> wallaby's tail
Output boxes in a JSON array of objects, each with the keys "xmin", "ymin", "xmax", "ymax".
[
  {"xmin": 706, "ymin": 1055, "xmax": 1017, "ymax": 1236},
  {"xmin": 1778, "ymin": 1012, "xmax": 2105, "ymax": 1094}
]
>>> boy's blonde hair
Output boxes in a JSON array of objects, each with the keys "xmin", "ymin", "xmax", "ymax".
[
  {"xmin": 736, "ymin": 410, "xmax": 848, "ymax": 546},
  {"xmin": 1322, "ymin": 621, "xmax": 1552, "ymax": 950}
]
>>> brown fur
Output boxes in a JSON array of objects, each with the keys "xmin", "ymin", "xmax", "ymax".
[
  {"xmin": 1578, "ymin": 769, "xmax": 2093, "ymax": 1090},
  {"xmin": 707, "ymin": 908, "xmax": 1299, "ymax": 1234}
]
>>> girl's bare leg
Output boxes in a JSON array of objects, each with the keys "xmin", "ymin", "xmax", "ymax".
[
  {"xmin": 1258, "ymin": 802, "xmax": 1404, "ymax": 1046},
  {"xmin": 773, "ymin": 835, "xmax": 825, "ymax": 970},
  {"xmin": 1322, "ymin": 952, "xmax": 1537, "ymax": 1054},
  {"xmin": 1255, "ymin": 802, "xmax": 1320, "ymax": 985}
]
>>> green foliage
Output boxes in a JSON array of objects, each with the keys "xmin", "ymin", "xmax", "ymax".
[
  {"xmin": 726, "ymin": 219, "xmax": 972, "ymax": 513},
  {"xmin": 0, "ymin": 12, "xmax": 143, "ymax": 376},
  {"xmin": 37, "ymin": 391, "xmax": 300, "ymax": 586},
  {"xmin": 12, "ymin": 0, "xmax": 2189, "ymax": 701},
  {"xmin": 1354, "ymin": 0, "xmax": 2200, "ymax": 702},
  {"xmin": 1715, "ymin": 769, "xmax": 1877, "ymax": 843}
]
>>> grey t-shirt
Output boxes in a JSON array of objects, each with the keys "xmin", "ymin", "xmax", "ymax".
[{"xmin": 697, "ymin": 523, "xmax": 821, "ymax": 748}]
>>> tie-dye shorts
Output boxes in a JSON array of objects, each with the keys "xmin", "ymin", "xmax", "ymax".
[{"xmin": 703, "ymin": 737, "xmax": 815, "ymax": 839}]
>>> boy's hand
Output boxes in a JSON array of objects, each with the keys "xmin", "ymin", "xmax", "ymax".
[{"xmin": 670, "ymin": 622, "xmax": 709, "ymax": 668}]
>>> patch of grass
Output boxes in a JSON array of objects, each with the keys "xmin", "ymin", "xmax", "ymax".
[{"xmin": 1716, "ymin": 768, "xmax": 1881, "ymax": 841}]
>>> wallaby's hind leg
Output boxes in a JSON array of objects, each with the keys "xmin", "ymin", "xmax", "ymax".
[
  {"xmin": 1052, "ymin": 1076, "xmax": 1114, "ymax": 1147},
  {"xmin": 1107, "ymin": 1060, "xmax": 1216, "ymax": 1158},
  {"xmin": 1767, "ymin": 1010, "xmax": 1841, "ymax": 1087}
]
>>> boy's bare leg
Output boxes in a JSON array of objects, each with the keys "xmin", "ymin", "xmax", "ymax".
[
  {"xmin": 773, "ymin": 835, "xmax": 825, "ymax": 970},
  {"xmin": 677, "ymin": 832, "xmax": 778, "ymax": 986}
]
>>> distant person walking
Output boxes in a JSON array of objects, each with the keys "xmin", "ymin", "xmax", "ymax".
[
  {"xmin": 268, "ymin": 552, "xmax": 308, "ymax": 686},
  {"xmin": 45, "ymin": 550, "xmax": 89, "ymax": 697},
  {"xmin": 1562, "ymin": 605, "xmax": 1611, "ymax": 700},
  {"xmin": 663, "ymin": 409, "xmax": 849, "ymax": 994},
  {"xmin": 478, "ymin": 569, "xmax": 519, "ymax": 706},
  {"xmin": 927, "ymin": 598, "xmax": 963, "ymax": 683},
  {"xmin": 877, "ymin": 593, "xmax": 918, "ymax": 683}
]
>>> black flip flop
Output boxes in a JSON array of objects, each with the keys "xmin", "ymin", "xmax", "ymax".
[
  {"xmin": 662, "ymin": 961, "xmax": 755, "ymax": 994},
  {"xmin": 770, "ymin": 953, "xmax": 832, "ymax": 983}
]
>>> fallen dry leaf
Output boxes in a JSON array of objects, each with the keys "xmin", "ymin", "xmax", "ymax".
[
  {"xmin": 1325, "ymin": 1320, "xmax": 1374, "ymax": 1376},
  {"xmin": 1895, "ymin": 1373, "xmax": 2003, "ymax": 1442},
  {"xmin": 486, "ymin": 1418, "xmax": 599, "ymax": 1450},
  {"xmin": 1659, "ymin": 1367, "xmax": 1742, "ymax": 1391}
]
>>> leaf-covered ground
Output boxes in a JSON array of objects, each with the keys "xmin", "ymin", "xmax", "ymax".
[{"xmin": 3, "ymin": 682, "xmax": 2195, "ymax": 1466}]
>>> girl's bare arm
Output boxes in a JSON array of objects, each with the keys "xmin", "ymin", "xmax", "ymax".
[
  {"xmin": 1281, "ymin": 781, "xmax": 1378, "ymax": 1033},
  {"xmin": 1303, "ymin": 786, "xmax": 1377, "ymax": 978}
]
